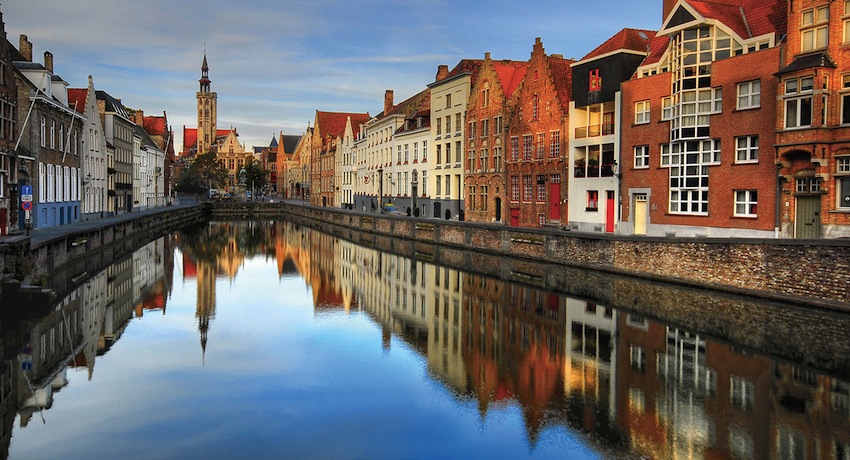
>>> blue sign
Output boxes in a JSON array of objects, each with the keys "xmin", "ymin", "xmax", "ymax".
[{"xmin": 21, "ymin": 185, "xmax": 32, "ymax": 195}]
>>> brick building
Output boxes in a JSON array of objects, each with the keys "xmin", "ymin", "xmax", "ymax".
[
  {"xmin": 464, "ymin": 52, "xmax": 526, "ymax": 224},
  {"xmin": 620, "ymin": 0, "xmax": 785, "ymax": 237},
  {"xmin": 0, "ymin": 8, "xmax": 17, "ymax": 235},
  {"xmin": 311, "ymin": 110, "xmax": 369, "ymax": 207},
  {"xmin": 775, "ymin": 0, "xmax": 850, "ymax": 238},
  {"xmin": 506, "ymin": 38, "xmax": 573, "ymax": 228}
]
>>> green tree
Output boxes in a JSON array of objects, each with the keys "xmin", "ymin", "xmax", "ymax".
[
  {"xmin": 175, "ymin": 152, "xmax": 228, "ymax": 194},
  {"xmin": 242, "ymin": 157, "xmax": 269, "ymax": 193}
]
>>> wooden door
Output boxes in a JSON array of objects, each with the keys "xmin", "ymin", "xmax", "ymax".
[
  {"xmin": 795, "ymin": 196, "xmax": 821, "ymax": 238},
  {"xmin": 605, "ymin": 191, "xmax": 615, "ymax": 233},
  {"xmin": 634, "ymin": 194, "xmax": 647, "ymax": 235},
  {"xmin": 548, "ymin": 181, "xmax": 561, "ymax": 221}
]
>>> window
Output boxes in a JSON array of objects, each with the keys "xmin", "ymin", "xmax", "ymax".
[
  {"xmin": 494, "ymin": 116, "xmax": 502, "ymax": 134},
  {"xmin": 662, "ymin": 96, "xmax": 674, "ymax": 120},
  {"xmin": 735, "ymin": 136, "xmax": 759, "ymax": 163},
  {"xmin": 523, "ymin": 175, "xmax": 532, "ymax": 201},
  {"xmin": 845, "ymin": 0, "xmax": 850, "ymax": 43},
  {"xmin": 511, "ymin": 175, "xmax": 519, "ymax": 201},
  {"xmin": 842, "ymin": 75, "xmax": 850, "ymax": 124},
  {"xmin": 635, "ymin": 100, "xmax": 650, "ymax": 124},
  {"xmin": 665, "ymin": 140, "xmax": 719, "ymax": 214},
  {"xmin": 40, "ymin": 116, "xmax": 46, "ymax": 147},
  {"xmin": 445, "ymin": 93, "xmax": 451, "ymax": 108},
  {"xmin": 397, "ymin": 145, "xmax": 402, "ymax": 164},
  {"xmin": 737, "ymin": 80, "xmax": 761, "ymax": 109},
  {"xmin": 797, "ymin": 177, "xmax": 821, "ymax": 193},
  {"xmin": 734, "ymin": 190, "xmax": 758, "ymax": 217},
  {"xmin": 549, "ymin": 131, "xmax": 560, "ymax": 158},
  {"xmin": 445, "ymin": 174, "xmax": 450, "ymax": 195},
  {"xmin": 455, "ymin": 115, "xmax": 461, "ymax": 133},
  {"xmin": 838, "ymin": 158, "xmax": 850, "ymax": 208},
  {"xmin": 413, "ymin": 142, "xmax": 418, "ymax": 162},
  {"xmin": 456, "ymin": 141, "xmax": 461, "ymax": 163},
  {"xmin": 801, "ymin": 5, "xmax": 829, "ymax": 52},
  {"xmin": 532, "ymin": 94, "xmax": 539, "ymax": 120},
  {"xmin": 522, "ymin": 135, "xmax": 532, "ymax": 160},
  {"xmin": 436, "ymin": 118, "xmax": 442, "ymax": 136},
  {"xmin": 481, "ymin": 119, "xmax": 489, "ymax": 137},
  {"xmin": 536, "ymin": 175, "xmax": 545, "ymax": 202},
  {"xmin": 493, "ymin": 146, "xmax": 503, "ymax": 171},
  {"xmin": 630, "ymin": 345, "xmax": 645, "ymax": 372},
  {"xmin": 634, "ymin": 145, "xmax": 649, "ymax": 168},
  {"xmin": 536, "ymin": 133, "xmax": 545, "ymax": 159},
  {"xmin": 436, "ymin": 175, "xmax": 441, "ymax": 195},
  {"xmin": 589, "ymin": 68, "xmax": 602, "ymax": 91},
  {"xmin": 730, "ymin": 375, "xmax": 755, "ymax": 410},
  {"xmin": 422, "ymin": 140, "xmax": 427, "ymax": 161},
  {"xmin": 468, "ymin": 121, "xmax": 475, "ymax": 139},
  {"xmin": 785, "ymin": 77, "xmax": 814, "ymax": 128},
  {"xmin": 481, "ymin": 83, "xmax": 490, "ymax": 108},
  {"xmin": 404, "ymin": 144, "xmax": 409, "ymax": 163},
  {"xmin": 436, "ymin": 144, "xmax": 441, "ymax": 164},
  {"xmin": 587, "ymin": 190, "xmax": 599, "ymax": 211},
  {"xmin": 480, "ymin": 149, "xmax": 488, "ymax": 171},
  {"xmin": 445, "ymin": 116, "xmax": 451, "ymax": 135}
]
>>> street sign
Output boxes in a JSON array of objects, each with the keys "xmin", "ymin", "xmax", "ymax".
[
  {"xmin": 21, "ymin": 194, "xmax": 33, "ymax": 202},
  {"xmin": 21, "ymin": 201, "xmax": 32, "ymax": 211},
  {"xmin": 21, "ymin": 185, "xmax": 32, "ymax": 196}
]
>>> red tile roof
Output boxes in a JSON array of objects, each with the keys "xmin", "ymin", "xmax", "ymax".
[
  {"xmin": 580, "ymin": 28, "xmax": 656, "ymax": 62},
  {"xmin": 639, "ymin": 34, "xmax": 673, "ymax": 66},
  {"xmin": 315, "ymin": 110, "xmax": 370, "ymax": 140},
  {"xmin": 66, "ymin": 88, "xmax": 88, "ymax": 114},
  {"xmin": 548, "ymin": 55, "xmax": 575, "ymax": 110},
  {"xmin": 143, "ymin": 116, "xmax": 167, "ymax": 137},
  {"xmin": 182, "ymin": 127, "xmax": 233, "ymax": 150},
  {"xmin": 492, "ymin": 60, "xmax": 528, "ymax": 99}
]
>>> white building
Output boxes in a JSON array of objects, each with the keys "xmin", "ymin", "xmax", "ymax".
[{"xmin": 68, "ymin": 76, "xmax": 107, "ymax": 220}]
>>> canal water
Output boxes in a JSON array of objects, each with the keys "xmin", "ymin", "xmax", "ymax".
[{"xmin": 3, "ymin": 221, "xmax": 849, "ymax": 459}]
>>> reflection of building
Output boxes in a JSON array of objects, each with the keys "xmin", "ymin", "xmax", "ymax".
[{"xmin": 565, "ymin": 299, "xmax": 618, "ymax": 437}]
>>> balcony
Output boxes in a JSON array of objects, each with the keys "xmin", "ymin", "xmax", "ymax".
[{"xmin": 575, "ymin": 122, "xmax": 615, "ymax": 139}]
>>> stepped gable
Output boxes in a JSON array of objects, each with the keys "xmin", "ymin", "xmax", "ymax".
[
  {"xmin": 143, "ymin": 116, "xmax": 167, "ymax": 137},
  {"xmin": 547, "ymin": 54, "xmax": 575, "ymax": 112},
  {"xmin": 580, "ymin": 28, "xmax": 656, "ymax": 62},
  {"xmin": 182, "ymin": 127, "xmax": 232, "ymax": 152}
]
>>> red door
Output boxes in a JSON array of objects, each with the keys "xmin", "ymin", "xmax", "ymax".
[
  {"xmin": 605, "ymin": 190, "xmax": 615, "ymax": 233},
  {"xmin": 549, "ymin": 181, "xmax": 561, "ymax": 221},
  {"xmin": 510, "ymin": 208, "xmax": 520, "ymax": 226},
  {"xmin": 0, "ymin": 209, "xmax": 6, "ymax": 235}
]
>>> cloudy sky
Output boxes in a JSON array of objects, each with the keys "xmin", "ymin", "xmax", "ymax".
[{"xmin": 4, "ymin": 1, "xmax": 660, "ymax": 151}]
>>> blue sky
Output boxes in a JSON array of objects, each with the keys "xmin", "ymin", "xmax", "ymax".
[{"xmin": 4, "ymin": 1, "xmax": 661, "ymax": 151}]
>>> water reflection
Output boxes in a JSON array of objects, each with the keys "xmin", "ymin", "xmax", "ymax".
[{"xmin": 2, "ymin": 220, "xmax": 849, "ymax": 459}]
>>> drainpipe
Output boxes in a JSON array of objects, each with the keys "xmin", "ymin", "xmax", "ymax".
[{"xmin": 775, "ymin": 149, "xmax": 781, "ymax": 239}]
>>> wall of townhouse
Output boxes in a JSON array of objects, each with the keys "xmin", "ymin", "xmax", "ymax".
[{"xmin": 270, "ymin": 202, "xmax": 850, "ymax": 311}]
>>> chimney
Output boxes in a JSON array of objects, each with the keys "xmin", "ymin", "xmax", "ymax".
[
  {"xmin": 551, "ymin": 54, "xmax": 564, "ymax": 59},
  {"xmin": 43, "ymin": 51, "xmax": 53, "ymax": 73},
  {"xmin": 133, "ymin": 109, "xmax": 144, "ymax": 125},
  {"xmin": 484, "ymin": 52, "xmax": 491, "ymax": 61},
  {"xmin": 435, "ymin": 65, "xmax": 449, "ymax": 82},
  {"xmin": 384, "ymin": 89, "xmax": 394, "ymax": 115},
  {"xmin": 19, "ymin": 34, "xmax": 32, "ymax": 62},
  {"xmin": 663, "ymin": 0, "xmax": 677, "ymax": 22}
]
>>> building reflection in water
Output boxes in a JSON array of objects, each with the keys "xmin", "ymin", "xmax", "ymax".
[{"xmin": 2, "ymin": 220, "xmax": 849, "ymax": 459}]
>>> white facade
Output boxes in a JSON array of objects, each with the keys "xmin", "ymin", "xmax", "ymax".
[
  {"xmin": 428, "ymin": 71, "xmax": 472, "ymax": 219},
  {"xmin": 337, "ymin": 117, "xmax": 357, "ymax": 209},
  {"xmin": 79, "ymin": 77, "xmax": 107, "ymax": 220}
]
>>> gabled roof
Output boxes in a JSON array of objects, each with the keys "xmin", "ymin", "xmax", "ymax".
[
  {"xmin": 777, "ymin": 51, "xmax": 836, "ymax": 75},
  {"xmin": 548, "ymin": 55, "xmax": 575, "ymax": 110},
  {"xmin": 269, "ymin": 136, "xmax": 278, "ymax": 148},
  {"xmin": 639, "ymin": 34, "xmax": 673, "ymax": 67},
  {"xmin": 580, "ymin": 28, "xmax": 656, "ymax": 62},
  {"xmin": 382, "ymin": 88, "xmax": 430, "ymax": 120},
  {"xmin": 143, "ymin": 116, "xmax": 167, "ymax": 137},
  {"xmin": 661, "ymin": 0, "xmax": 785, "ymax": 40},
  {"xmin": 492, "ymin": 60, "xmax": 527, "ymax": 99},
  {"xmin": 315, "ymin": 110, "xmax": 370, "ymax": 139},
  {"xmin": 66, "ymin": 88, "xmax": 88, "ymax": 115},
  {"xmin": 95, "ymin": 90, "xmax": 131, "ymax": 120},
  {"xmin": 281, "ymin": 135, "xmax": 301, "ymax": 154}
]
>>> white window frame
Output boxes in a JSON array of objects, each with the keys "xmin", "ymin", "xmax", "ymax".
[
  {"xmin": 661, "ymin": 96, "xmax": 674, "ymax": 120},
  {"xmin": 635, "ymin": 100, "xmax": 650, "ymax": 124},
  {"xmin": 784, "ymin": 76, "xmax": 814, "ymax": 129},
  {"xmin": 734, "ymin": 190, "xmax": 758, "ymax": 217},
  {"xmin": 634, "ymin": 145, "xmax": 649, "ymax": 168},
  {"xmin": 801, "ymin": 5, "xmax": 829, "ymax": 52},
  {"xmin": 737, "ymin": 80, "xmax": 761, "ymax": 110},
  {"xmin": 735, "ymin": 135, "xmax": 759, "ymax": 163}
]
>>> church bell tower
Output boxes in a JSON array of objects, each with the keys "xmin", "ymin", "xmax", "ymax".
[{"xmin": 196, "ymin": 52, "xmax": 217, "ymax": 154}]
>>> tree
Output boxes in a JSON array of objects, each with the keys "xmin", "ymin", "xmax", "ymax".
[
  {"xmin": 175, "ymin": 152, "xmax": 228, "ymax": 194},
  {"xmin": 242, "ymin": 157, "xmax": 269, "ymax": 193}
]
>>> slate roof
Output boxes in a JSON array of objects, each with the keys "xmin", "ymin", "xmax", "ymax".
[
  {"xmin": 580, "ymin": 28, "xmax": 656, "ymax": 62},
  {"xmin": 281, "ymin": 135, "xmax": 301, "ymax": 154},
  {"xmin": 777, "ymin": 51, "xmax": 836, "ymax": 75},
  {"xmin": 95, "ymin": 90, "xmax": 131, "ymax": 120}
]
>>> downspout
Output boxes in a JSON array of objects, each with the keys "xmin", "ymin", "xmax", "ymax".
[{"xmin": 775, "ymin": 147, "xmax": 782, "ymax": 238}]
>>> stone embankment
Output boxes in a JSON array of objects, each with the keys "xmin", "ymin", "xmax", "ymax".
[
  {"xmin": 208, "ymin": 201, "xmax": 850, "ymax": 312},
  {"xmin": 0, "ymin": 205, "xmax": 203, "ymax": 308}
]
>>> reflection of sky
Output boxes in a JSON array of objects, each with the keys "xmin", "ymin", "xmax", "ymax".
[{"xmin": 10, "ymin": 253, "xmax": 599, "ymax": 459}]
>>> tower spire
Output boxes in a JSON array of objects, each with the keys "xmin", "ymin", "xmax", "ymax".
[{"xmin": 199, "ymin": 49, "xmax": 210, "ymax": 92}]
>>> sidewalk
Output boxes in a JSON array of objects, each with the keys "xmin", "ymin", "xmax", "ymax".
[{"xmin": 0, "ymin": 200, "xmax": 201, "ymax": 248}]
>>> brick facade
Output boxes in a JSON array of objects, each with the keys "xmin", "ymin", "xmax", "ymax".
[
  {"xmin": 464, "ymin": 53, "xmax": 526, "ymax": 224},
  {"xmin": 505, "ymin": 38, "xmax": 572, "ymax": 228}
]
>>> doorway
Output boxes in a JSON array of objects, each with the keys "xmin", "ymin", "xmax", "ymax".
[
  {"xmin": 633, "ymin": 194, "xmax": 647, "ymax": 235},
  {"xmin": 795, "ymin": 195, "xmax": 821, "ymax": 238},
  {"xmin": 605, "ymin": 190, "xmax": 615, "ymax": 233}
]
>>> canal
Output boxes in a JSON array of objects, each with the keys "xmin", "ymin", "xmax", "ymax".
[{"xmin": 3, "ymin": 220, "xmax": 849, "ymax": 459}]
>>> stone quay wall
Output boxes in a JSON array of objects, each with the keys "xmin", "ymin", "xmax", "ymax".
[{"xmin": 246, "ymin": 202, "xmax": 850, "ymax": 311}]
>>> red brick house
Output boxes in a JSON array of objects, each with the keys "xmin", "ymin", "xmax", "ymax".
[
  {"xmin": 506, "ymin": 38, "xmax": 573, "ymax": 228},
  {"xmin": 464, "ymin": 52, "xmax": 527, "ymax": 224},
  {"xmin": 620, "ymin": 0, "xmax": 786, "ymax": 237},
  {"xmin": 775, "ymin": 0, "xmax": 850, "ymax": 238},
  {"xmin": 311, "ymin": 110, "xmax": 370, "ymax": 207}
]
